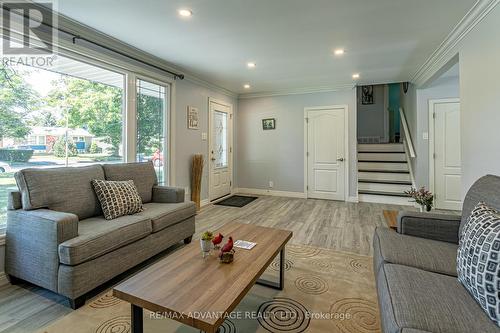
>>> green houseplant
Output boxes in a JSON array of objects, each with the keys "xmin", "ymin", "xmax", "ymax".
[{"xmin": 200, "ymin": 231, "xmax": 214, "ymax": 258}]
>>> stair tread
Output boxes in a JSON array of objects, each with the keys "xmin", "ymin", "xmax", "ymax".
[
  {"xmin": 358, "ymin": 169, "xmax": 410, "ymax": 174},
  {"xmin": 358, "ymin": 179, "xmax": 412, "ymax": 185},
  {"xmin": 358, "ymin": 190, "xmax": 410, "ymax": 197},
  {"xmin": 357, "ymin": 151, "xmax": 406, "ymax": 154},
  {"xmin": 358, "ymin": 160, "xmax": 408, "ymax": 163}
]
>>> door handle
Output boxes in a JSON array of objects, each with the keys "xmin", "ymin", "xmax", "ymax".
[
  {"xmin": 337, "ymin": 157, "xmax": 345, "ymax": 162},
  {"xmin": 211, "ymin": 157, "xmax": 216, "ymax": 161}
]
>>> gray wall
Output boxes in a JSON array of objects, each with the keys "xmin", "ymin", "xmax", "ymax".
[
  {"xmin": 415, "ymin": 76, "xmax": 460, "ymax": 187},
  {"xmin": 236, "ymin": 89, "xmax": 358, "ymax": 197},
  {"xmin": 357, "ymin": 85, "xmax": 386, "ymax": 141},
  {"xmin": 174, "ymin": 79, "xmax": 237, "ymax": 201}
]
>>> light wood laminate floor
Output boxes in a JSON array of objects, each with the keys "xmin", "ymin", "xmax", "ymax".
[{"xmin": 0, "ymin": 196, "xmax": 414, "ymax": 332}]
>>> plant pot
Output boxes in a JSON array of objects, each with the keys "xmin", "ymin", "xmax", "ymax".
[{"xmin": 200, "ymin": 239, "xmax": 212, "ymax": 257}]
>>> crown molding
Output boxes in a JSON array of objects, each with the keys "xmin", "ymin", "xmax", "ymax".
[
  {"xmin": 411, "ymin": 0, "xmax": 500, "ymax": 87},
  {"xmin": 45, "ymin": 7, "xmax": 238, "ymax": 98},
  {"xmin": 238, "ymin": 84, "xmax": 355, "ymax": 99}
]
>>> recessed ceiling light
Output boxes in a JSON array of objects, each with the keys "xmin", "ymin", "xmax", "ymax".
[
  {"xmin": 247, "ymin": 62, "xmax": 256, "ymax": 68},
  {"xmin": 352, "ymin": 73, "xmax": 360, "ymax": 79},
  {"xmin": 243, "ymin": 84, "xmax": 251, "ymax": 89},
  {"xmin": 334, "ymin": 49, "xmax": 345, "ymax": 56},
  {"xmin": 178, "ymin": 9, "xmax": 192, "ymax": 17}
]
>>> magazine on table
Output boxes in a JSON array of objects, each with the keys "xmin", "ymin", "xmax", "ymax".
[{"xmin": 234, "ymin": 240, "xmax": 257, "ymax": 250}]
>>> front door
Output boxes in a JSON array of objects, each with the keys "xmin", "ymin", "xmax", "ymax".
[
  {"xmin": 306, "ymin": 107, "xmax": 346, "ymax": 200},
  {"xmin": 209, "ymin": 100, "xmax": 232, "ymax": 201},
  {"xmin": 431, "ymin": 99, "xmax": 462, "ymax": 210}
]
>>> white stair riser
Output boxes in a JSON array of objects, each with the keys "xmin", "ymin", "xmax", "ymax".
[
  {"xmin": 358, "ymin": 144, "xmax": 404, "ymax": 152},
  {"xmin": 358, "ymin": 152, "xmax": 406, "ymax": 162},
  {"xmin": 358, "ymin": 162, "xmax": 409, "ymax": 172},
  {"xmin": 358, "ymin": 182, "xmax": 412, "ymax": 193},
  {"xmin": 358, "ymin": 172, "xmax": 411, "ymax": 183},
  {"xmin": 358, "ymin": 194, "xmax": 413, "ymax": 206}
]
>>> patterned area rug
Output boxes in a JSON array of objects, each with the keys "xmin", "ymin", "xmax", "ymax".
[{"xmin": 37, "ymin": 244, "xmax": 380, "ymax": 333}]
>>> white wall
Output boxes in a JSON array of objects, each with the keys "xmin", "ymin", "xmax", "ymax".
[
  {"xmin": 458, "ymin": 5, "xmax": 500, "ymax": 193},
  {"xmin": 236, "ymin": 89, "xmax": 358, "ymax": 197},
  {"xmin": 173, "ymin": 80, "xmax": 237, "ymax": 201}
]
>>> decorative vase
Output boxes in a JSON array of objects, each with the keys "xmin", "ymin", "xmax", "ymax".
[
  {"xmin": 426, "ymin": 204, "xmax": 432, "ymax": 212},
  {"xmin": 200, "ymin": 239, "xmax": 212, "ymax": 258},
  {"xmin": 191, "ymin": 154, "xmax": 204, "ymax": 211}
]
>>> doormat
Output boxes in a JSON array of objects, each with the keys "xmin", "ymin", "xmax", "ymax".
[{"xmin": 215, "ymin": 195, "xmax": 258, "ymax": 208}]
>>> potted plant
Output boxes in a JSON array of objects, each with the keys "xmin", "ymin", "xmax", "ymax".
[
  {"xmin": 200, "ymin": 231, "xmax": 214, "ymax": 257},
  {"xmin": 405, "ymin": 187, "xmax": 434, "ymax": 212}
]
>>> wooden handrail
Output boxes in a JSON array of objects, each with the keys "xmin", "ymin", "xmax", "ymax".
[{"xmin": 399, "ymin": 107, "xmax": 416, "ymax": 158}]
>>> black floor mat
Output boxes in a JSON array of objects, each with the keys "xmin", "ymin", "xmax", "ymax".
[{"xmin": 214, "ymin": 195, "xmax": 258, "ymax": 208}]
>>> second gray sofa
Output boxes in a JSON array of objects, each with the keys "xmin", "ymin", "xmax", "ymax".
[
  {"xmin": 6, "ymin": 162, "xmax": 196, "ymax": 309},
  {"xmin": 373, "ymin": 175, "xmax": 500, "ymax": 333}
]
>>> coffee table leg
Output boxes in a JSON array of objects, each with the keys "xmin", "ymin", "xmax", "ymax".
[
  {"xmin": 131, "ymin": 304, "xmax": 143, "ymax": 333},
  {"xmin": 256, "ymin": 247, "xmax": 285, "ymax": 290}
]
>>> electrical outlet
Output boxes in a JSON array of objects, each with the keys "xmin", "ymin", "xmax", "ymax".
[
  {"xmin": 269, "ymin": 181, "xmax": 274, "ymax": 188},
  {"xmin": 422, "ymin": 132, "xmax": 429, "ymax": 140}
]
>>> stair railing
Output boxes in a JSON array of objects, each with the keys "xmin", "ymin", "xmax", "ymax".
[{"xmin": 399, "ymin": 107, "xmax": 416, "ymax": 158}]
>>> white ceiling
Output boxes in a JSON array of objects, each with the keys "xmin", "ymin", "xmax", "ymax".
[{"xmin": 53, "ymin": 0, "xmax": 476, "ymax": 95}]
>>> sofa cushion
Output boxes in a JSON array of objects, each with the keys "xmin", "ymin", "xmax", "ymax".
[
  {"xmin": 92, "ymin": 180, "xmax": 144, "ymax": 220},
  {"xmin": 373, "ymin": 227, "xmax": 458, "ymax": 276},
  {"xmin": 102, "ymin": 162, "xmax": 157, "ymax": 203},
  {"xmin": 377, "ymin": 264, "xmax": 499, "ymax": 333},
  {"xmin": 457, "ymin": 202, "xmax": 500, "ymax": 326},
  {"xmin": 138, "ymin": 202, "xmax": 196, "ymax": 233},
  {"xmin": 58, "ymin": 214, "xmax": 152, "ymax": 265},
  {"xmin": 15, "ymin": 165, "xmax": 105, "ymax": 219}
]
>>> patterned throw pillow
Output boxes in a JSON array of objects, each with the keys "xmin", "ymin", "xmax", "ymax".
[
  {"xmin": 457, "ymin": 202, "xmax": 500, "ymax": 326},
  {"xmin": 91, "ymin": 179, "xmax": 143, "ymax": 220}
]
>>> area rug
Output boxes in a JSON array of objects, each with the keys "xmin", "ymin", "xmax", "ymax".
[
  {"xmin": 214, "ymin": 195, "xmax": 258, "ymax": 208},
  {"xmin": 37, "ymin": 244, "xmax": 380, "ymax": 333}
]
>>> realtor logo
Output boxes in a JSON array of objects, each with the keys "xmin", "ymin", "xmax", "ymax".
[{"xmin": 1, "ymin": 1, "xmax": 55, "ymax": 55}]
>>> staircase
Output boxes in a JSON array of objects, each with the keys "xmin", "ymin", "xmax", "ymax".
[{"xmin": 357, "ymin": 143, "xmax": 413, "ymax": 204}]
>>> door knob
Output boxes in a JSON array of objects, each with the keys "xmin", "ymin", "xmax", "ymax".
[
  {"xmin": 337, "ymin": 157, "xmax": 345, "ymax": 162},
  {"xmin": 211, "ymin": 157, "xmax": 216, "ymax": 161}
]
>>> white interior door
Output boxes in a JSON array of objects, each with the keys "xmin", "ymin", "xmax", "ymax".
[
  {"xmin": 209, "ymin": 100, "xmax": 232, "ymax": 201},
  {"xmin": 306, "ymin": 107, "xmax": 346, "ymax": 200},
  {"xmin": 431, "ymin": 99, "xmax": 462, "ymax": 210}
]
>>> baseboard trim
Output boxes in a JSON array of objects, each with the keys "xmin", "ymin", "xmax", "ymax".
[
  {"xmin": 358, "ymin": 194, "xmax": 413, "ymax": 206},
  {"xmin": 200, "ymin": 199, "xmax": 210, "ymax": 207},
  {"xmin": 347, "ymin": 196, "xmax": 359, "ymax": 203},
  {"xmin": 0, "ymin": 272, "xmax": 8, "ymax": 287},
  {"xmin": 235, "ymin": 188, "xmax": 306, "ymax": 199}
]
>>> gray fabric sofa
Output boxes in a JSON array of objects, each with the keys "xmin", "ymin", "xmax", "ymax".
[
  {"xmin": 373, "ymin": 175, "xmax": 500, "ymax": 333},
  {"xmin": 6, "ymin": 162, "xmax": 196, "ymax": 309}
]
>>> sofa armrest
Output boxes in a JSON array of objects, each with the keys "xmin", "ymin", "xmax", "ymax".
[
  {"xmin": 152, "ymin": 185, "xmax": 185, "ymax": 203},
  {"xmin": 7, "ymin": 190, "xmax": 22, "ymax": 210},
  {"xmin": 6, "ymin": 209, "xmax": 79, "ymax": 291},
  {"xmin": 397, "ymin": 211, "xmax": 461, "ymax": 244}
]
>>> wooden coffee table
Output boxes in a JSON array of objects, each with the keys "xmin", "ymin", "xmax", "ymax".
[
  {"xmin": 113, "ymin": 222, "xmax": 293, "ymax": 333},
  {"xmin": 383, "ymin": 210, "xmax": 399, "ymax": 230}
]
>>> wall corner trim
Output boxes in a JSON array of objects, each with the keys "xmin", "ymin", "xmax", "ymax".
[
  {"xmin": 0, "ymin": 272, "xmax": 8, "ymax": 287},
  {"xmin": 234, "ymin": 188, "xmax": 307, "ymax": 199},
  {"xmin": 411, "ymin": 0, "xmax": 500, "ymax": 86}
]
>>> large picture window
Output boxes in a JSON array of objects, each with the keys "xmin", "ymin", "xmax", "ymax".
[{"xmin": 0, "ymin": 55, "xmax": 125, "ymax": 229}]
